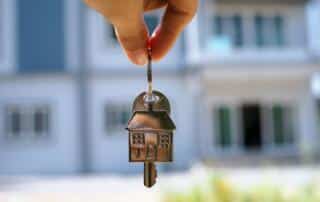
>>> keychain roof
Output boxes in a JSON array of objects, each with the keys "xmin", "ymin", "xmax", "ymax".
[{"xmin": 127, "ymin": 46, "xmax": 175, "ymax": 131}]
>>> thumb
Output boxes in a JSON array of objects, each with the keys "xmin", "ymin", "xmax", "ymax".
[{"xmin": 114, "ymin": 19, "xmax": 149, "ymax": 66}]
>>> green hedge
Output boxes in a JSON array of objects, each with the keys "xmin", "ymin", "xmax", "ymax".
[{"xmin": 162, "ymin": 176, "xmax": 320, "ymax": 202}]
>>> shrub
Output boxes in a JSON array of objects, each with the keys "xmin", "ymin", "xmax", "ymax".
[{"xmin": 162, "ymin": 175, "xmax": 320, "ymax": 202}]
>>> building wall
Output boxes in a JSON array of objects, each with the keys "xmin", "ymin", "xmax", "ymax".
[
  {"xmin": 0, "ymin": 0, "xmax": 319, "ymax": 175},
  {"xmin": 185, "ymin": 0, "xmax": 320, "ymax": 64},
  {"xmin": 0, "ymin": 76, "xmax": 79, "ymax": 174},
  {"xmin": 197, "ymin": 73, "xmax": 315, "ymax": 157}
]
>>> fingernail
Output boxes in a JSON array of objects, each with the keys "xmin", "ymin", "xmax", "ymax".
[{"xmin": 129, "ymin": 49, "xmax": 148, "ymax": 66}]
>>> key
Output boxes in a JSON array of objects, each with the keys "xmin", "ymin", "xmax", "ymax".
[
  {"xmin": 126, "ymin": 47, "xmax": 176, "ymax": 188},
  {"xmin": 144, "ymin": 162, "xmax": 157, "ymax": 187}
]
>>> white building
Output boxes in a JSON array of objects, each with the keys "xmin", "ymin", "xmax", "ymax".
[{"xmin": 0, "ymin": 0, "xmax": 319, "ymax": 175}]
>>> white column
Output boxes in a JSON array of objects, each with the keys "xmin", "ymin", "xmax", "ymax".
[
  {"xmin": 187, "ymin": 75, "xmax": 209, "ymax": 159},
  {"xmin": 0, "ymin": 0, "xmax": 16, "ymax": 75},
  {"xmin": 298, "ymin": 81, "xmax": 319, "ymax": 162},
  {"xmin": 306, "ymin": 0, "xmax": 320, "ymax": 57},
  {"xmin": 65, "ymin": 0, "xmax": 80, "ymax": 72},
  {"xmin": 185, "ymin": 14, "xmax": 201, "ymax": 65}
]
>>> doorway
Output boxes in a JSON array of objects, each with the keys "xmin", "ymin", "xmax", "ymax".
[{"xmin": 241, "ymin": 104, "xmax": 262, "ymax": 150}]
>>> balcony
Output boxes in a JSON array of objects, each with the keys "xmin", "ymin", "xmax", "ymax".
[{"xmin": 186, "ymin": 1, "xmax": 315, "ymax": 65}]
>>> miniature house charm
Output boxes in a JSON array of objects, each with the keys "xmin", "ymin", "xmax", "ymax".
[
  {"xmin": 127, "ymin": 91, "xmax": 176, "ymax": 187},
  {"xmin": 127, "ymin": 46, "xmax": 175, "ymax": 188}
]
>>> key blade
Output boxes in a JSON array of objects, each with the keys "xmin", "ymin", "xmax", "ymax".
[{"xmin": 144, "ymin": 162, "xmax": 157, "ymax": 188}]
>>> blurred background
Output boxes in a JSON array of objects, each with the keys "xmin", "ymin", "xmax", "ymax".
[{"xmin": 0, "ymin": 0, "xmax": 320, "ymax": 201}]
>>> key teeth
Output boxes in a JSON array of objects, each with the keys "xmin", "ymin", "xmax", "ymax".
[{"xmin": 144, "ymin": 162, "xmax": 157, "ymax": 188}]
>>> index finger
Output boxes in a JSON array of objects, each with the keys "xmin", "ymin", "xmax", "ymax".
[{"xmin": 150, "ymin": 0, "xmax": 198, "ymax": 61}]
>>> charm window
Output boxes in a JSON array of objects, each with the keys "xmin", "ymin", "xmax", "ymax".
[
  {"xmin": 159, "ymin": 133, "xmax": 170, "ymax": 149},
  {"xmin": 132, "ymin": 133, "xmax": 145, "ymax": 145}
]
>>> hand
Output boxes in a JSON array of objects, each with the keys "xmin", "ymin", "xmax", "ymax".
[{"xmin": 84, "ymin": 0, "xmax": 198, "ymax": 65}]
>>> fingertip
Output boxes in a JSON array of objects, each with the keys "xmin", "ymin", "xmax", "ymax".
[
  {"xmin": 127, "ymin": 49, "xmax": 148, "ymax": 66},
  {"xmin": 114, "ymin": 19, "xmax": 149, "ymax": 66},
  {"xmin": 149, "ymin": 0, "xmax": 198, "ymax": 62}
]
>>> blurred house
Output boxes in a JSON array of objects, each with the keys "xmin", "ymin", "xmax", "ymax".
[{"xmin": 0, "ymin": 0, "xmax": 319, "ymax": 175}]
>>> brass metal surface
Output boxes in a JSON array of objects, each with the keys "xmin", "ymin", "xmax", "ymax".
[
  {"xmin": 126, "ymin": 47, "xmax": 175, "ymax": 188},
  {"xmin": 127, "ymin": 91, "xmax": 175, "ymax": 188}
]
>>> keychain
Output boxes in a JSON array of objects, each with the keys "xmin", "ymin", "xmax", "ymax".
[{"xmin": 126, "ymin": 46, "xmax": 176, "ymax": 188}]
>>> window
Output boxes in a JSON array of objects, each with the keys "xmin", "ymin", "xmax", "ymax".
[
  {"xmin": 105, "ymin": 104, "xmax": 131, "ymax": 133},
  {"xmin": 233, "ymin": 15, "xmax": 243, "ymax": 47},
  {"xmin": 5, "ymin": 106, "xmax": 23, "ymax": 137},
  {"xmin": 159, "ymin": 133, "xmax": 170, "ymax": 149},
  {"xmin": 274, "ymin": 16, "xmax": 284, "ymax": 46},
  {"xmin": 212, "ymin": 15, "xmax": 244, "ymax": 48},
  {"xmin": 17, "ymin": 0, "xmax": 65, "ymax": 72},
  {"xmin": 214, "ymin": 106, "xmax": 232, "ymax": 148},
  {"xmin": 4, "ymin": 105, "xmax": 50, "ymax": 138},
  {"xmin": 132, "ymin": 133, "xmax": 144, "ymax": 145},
  {"xmin": 272, "ymin": 105, "xmax": 294, "ymax": 146},
  {"xmin": 254, "ymin": 15, "xmax": 285, "ymax": 47},
  {"xmin": 254, "ymin": 15, "xmax": 264, "ymax": 47},
  {"xmin": 33, "ymin": 106, "xmax": 50, "ymax": 136},
  {"xmin": 211, "ymin": 13, "xmax": 286, "ymax": 49},
  {"xmin": 212, "ymin": 103, "xmax": 295, "ymax": 152}
]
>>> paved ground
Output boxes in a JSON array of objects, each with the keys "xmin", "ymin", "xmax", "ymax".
[{"xmin": 0, "ymin": 165, "xmax": 319, "ymax": 202}]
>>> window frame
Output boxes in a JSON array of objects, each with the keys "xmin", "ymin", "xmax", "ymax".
[
  {"xmin": 208, "ymin": 6, "xmax": 289, "ymax": 50},
  {"xmin": 261, "ymin": 102, "xmax": 298, "ymax": 152},
  {"xmin": 211, "ymin": 14, "xmax": 244, "ymax": 49},
  {"xmin": 31, "ymin": 106, "xmax": 50, "ymax": 137},
  {"xmin": 211, "ymin": 104, "xmax": 240, "ymax": 153},
  {"xmin": 254, "ymin": 14, "xmax": 286, "ymax": 48},
  {"xmin": 269, "ymin": 104, "xmax": 296, "ymax": 148},
  {"xmin": 214, "ymin": 106, "xmax": 232, "ymax": 148},
  {"xmin": 5, "ymin": 105, "xmax": 24, "ymax": 138},
  {"xmin": 4, "ymin": 104, "xmax": 51, "ymax": 140},
  {"xmin": 209, "ymin": 101, "xmax": 297, "ymax": 155}
]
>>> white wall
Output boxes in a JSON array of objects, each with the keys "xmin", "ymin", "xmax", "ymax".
[{"xmin": 0, "ymin": 77, "xmax": 79, "ymax": 174}]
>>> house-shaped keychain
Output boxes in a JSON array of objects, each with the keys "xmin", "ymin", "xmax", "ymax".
[{"xmin": 127, "ymin": 91, "xmax": 176, "ymax": 187}]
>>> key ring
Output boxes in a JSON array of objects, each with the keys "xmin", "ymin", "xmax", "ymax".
[
  {"xmin": 144, "ymin": 46, "xmax": 157, "ymax": 105},
  {"xmin": 147, "ymin": 47, "xmax": 152, "ymax": 97}
]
